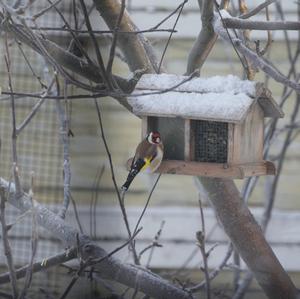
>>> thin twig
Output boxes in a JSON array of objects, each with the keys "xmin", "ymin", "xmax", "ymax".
[
  {"xmin": 31, "ymin": 0, "xmax": 64, "ymax": 20},
  {"xmin": 4, "ymin": 34, "xmax": 22, "ymax": 197},
  {"xmin": 106, "ymin": 0, "xmax": 126, "ymax": 77},
  {"xmin": 158, "ymin": 0, "xmax": 188, "ymax": 73},
  {"xmin": 189, "ymin": 243, "xmax": 233, "ymax": 292},
  {"xmin": 214, "ymin": 3, "xmax": 248, "ymax": 72},
  {"xmin": 133, "ymin": 174, "xmax": 162, "ymax": 236},
  {"xmin": 90, "ymin": 165, "xmax": 105, "ymax": 239},
  {"xmin": 261, "ymin": 94, "xmax": 300, "ymax": 231},
  {"xmin": 45, "ymin": 0, "xmax": 94, "ymax": 67},
  {"xmin": 1, "ymin": 70, "xmax": 199, "ymax": 103},
  {"xmin": 15, "ymin": 40, "xmax": 47, "ymax": 88},
  {"xmin": 16, "ymin": 79, "xmax": 55, "ymax": 134},
  {"xmin": 196, "ymin": 200, "xmax": 211, "ymax": 299},
  {"xmin": 79, "ymin": 0, "xmax": 110, "ymax": 88},
  {"xmin": 146, "ymin": 220, "xmax": 165, "ymax": 268},
  {"xmin": 256, "ymin": 5, "xmax": 272, "ymax": 56},
  {"xmin": 94, "ymin": 99, "xmax": 140, "ymax": 265},
  {"xmin": 239, "ymin": 0, "xmax": 276, "ymax": 19},
  {"xmin": 0, "ymin": 249, "xmax": 77, "ymax": 285},
  {"xmin": 0, "ymin": 178, "xmax": 193, "ymax": 299},
  {"xmin": 70, "ymin": 193, "xmax": 84, "ymax": 234}
]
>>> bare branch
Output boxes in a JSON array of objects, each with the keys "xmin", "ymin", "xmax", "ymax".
[
  {"xmin": 213, "ymin": 12, "xmax": 300, "ymax": 93},
  {"xmin": 0, "ymin": 178, "xmax": 193, "ymax": 299},
  {"xmin": 158, "ymin": 0, "xmax": 187, "ymax": 72},
  {"xmin": 186, "ymin": 0, "xmax": 217, "ymax": 74},
  {"xmin": 145, "ymin": 221, "xmax": 165, "ymax": 267},
  {"xmin": 78, "ymin": 0, "xmax": 110, "ymax": 88},
  {"xmin": 196, "ymin": 200, "xmax": 211, "ymax": 299},
  {"xmin": 4, "ymin": 35, "xmax": 22, "ymax": 197},
  {"xmin": 240, "ymin": 0, "xmax": 277, "ymax": 19},
  {"xmin": 106, "ymin": 0, "xmax": 126, "ymax": 78},
  {"xmin": 189, "ymin": 243, "xmax": 233, "ymax": 292},
  {"xmin": 223, "ymin": 18, "xmax": 300, "ymax": 31},
  {"xmin": 0, "ymin": 249, "xmax": 77, "ymax": 285},
  {"xmin": 0, "ymin": 12, "xmax": 130, "ymax": 91},
  {"xmin": 196, "ymin": 177, "xmax": 298, "ymax": 299},
  {"xmin": 94, "ymin": 99, "xmax": 140, "ymax": 265},
  {"xmin": 59, "ymin": 227, "xmax": 142, "ymax": 299},
  {"xmin": 0, "ymin": 189, "xmax": 19, "ymax": 298},
  {"xmin": 93, "ymin": 0, "xmax": 159, "ymax": 73}
]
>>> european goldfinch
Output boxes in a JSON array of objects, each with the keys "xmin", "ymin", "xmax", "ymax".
[{"xmin": 121, "ymin": 131, "xmax": 163, "ymax": 191}]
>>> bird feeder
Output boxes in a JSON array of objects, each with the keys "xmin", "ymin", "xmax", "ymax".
[{"xmin": 128, "ymin": 74, "xmax": 284, "ymax": 179}]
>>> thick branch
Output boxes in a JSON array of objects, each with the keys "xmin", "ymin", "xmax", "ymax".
[
  {"xmin": 0, "ymin": 178, "xmax": 193, "ymax": 299},
  {"xmin": 197, "ymin": 178, "xmax": 298, "ymax": 299},
  {"xmin": 0, "ymin": 12, "xmax": 132, "ymax": 92},
  {"xmin": 93, "ymin": 0, "xmax": 160, "ymax": 73},
  {"xmin": 223, "ymin": 18, "xmax": 300, "ymax": 31},
  {"xmin": 186, "ymin": 0, "xmax": 217, "ymax": 74}
]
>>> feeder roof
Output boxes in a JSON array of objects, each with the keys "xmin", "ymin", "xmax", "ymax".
[{"xmin": 128, "ymin": 74, "xmax": 284, "ymax": 123}]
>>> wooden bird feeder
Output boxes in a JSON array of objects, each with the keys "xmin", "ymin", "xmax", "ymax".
[{"xmin": 128, "ymin": 74, "xmax": 284, "ymax": 179}]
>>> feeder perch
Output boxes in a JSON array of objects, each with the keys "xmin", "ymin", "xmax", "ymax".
[{"xmin": 128, "ymin": 74, "xmax": 284, "ymax": 179}]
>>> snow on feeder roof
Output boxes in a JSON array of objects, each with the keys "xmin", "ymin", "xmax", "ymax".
[{"xmin": 128, "ymin": 74, "xmax": 284, "ymax": 123}]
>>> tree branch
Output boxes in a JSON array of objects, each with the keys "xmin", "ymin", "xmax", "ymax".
[
  {"xmin": 239, "ymin": 0, "xmax": 276, "ymax": 19},
  {"xmin": 0, "ymin": 12, "xmax": 132, "ymax": 92},
  {"xmin": 186, "ymin": 0, "xmax": 217, "ymax": 74},
  {"xmin": 0, "ymin": 178, "xmax": 193, "ymax": 299},
  {"xmin": 0, "ymin": 249, "xmax": 77, "ymax": 284},
  {"xmin": 0, "ymin": 189, "xmax": 19, "ymax": 298},
  {"xmin": 213, "ymin": 11, "xmax": 300, "ymax": 93},
  {"xmin": 223, "ymin": 18, "xmax": 300, "ymax": 31},
  {"xmin": 93, "ymin": 0, "xmax": 161, "ymax": 73},
  {"xmin": 197, "ymin": 178, "xmax": 298, "ymax": 299}
]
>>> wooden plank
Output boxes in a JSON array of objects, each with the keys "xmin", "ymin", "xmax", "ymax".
[
  {"xmin": 232, "ymin": 104, "xmax": 264, "ymax": 164},
  {"xmin": 126, "ymin": 159, "xmax": 274, "ymax": 178},
  {"xmin": 255, "ymin": 83, "xmax": 284, "ymax": 118},
  {"xmin": 141, "ymin": 116, "xmax": 148, "ymax": 138},
  {"xmin": 242, "ymin": 161, "xmax": 276, "ymax": 176},
  {"xmin": 184, "ymin": 119, "xmax": 191, "ymax": 161},
  {"xmin": 227, "ymin": 123, "xmax": 235, "ymax": 164}
]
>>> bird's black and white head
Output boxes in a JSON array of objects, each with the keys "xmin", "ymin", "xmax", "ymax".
[{"xmin": 147, "ymin": 131, "xmax": 161, "ymax": 144}]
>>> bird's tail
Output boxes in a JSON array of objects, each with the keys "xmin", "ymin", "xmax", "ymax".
[{"xmin": 121, "ymin": 159, "xmax": 145, "ymax": 191}]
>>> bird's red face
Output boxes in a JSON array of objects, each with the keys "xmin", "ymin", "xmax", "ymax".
[{"xmin": 148, "ymin": 131, "xmax": 161, "ymax": 144}]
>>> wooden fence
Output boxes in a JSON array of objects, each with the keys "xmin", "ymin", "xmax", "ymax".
[{"xmin": 2, "ymin": 204, "xmax": 300, "ymax": 272}]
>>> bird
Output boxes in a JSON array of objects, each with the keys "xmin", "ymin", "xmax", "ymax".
[{"xmin": 121, "ymin": 131, "xmax": 163, "ymax": 191}]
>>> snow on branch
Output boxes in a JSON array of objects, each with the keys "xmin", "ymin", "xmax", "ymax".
[{"xmin": 213, "ymin": 10, "xmax": 300, "ymax": 94}]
